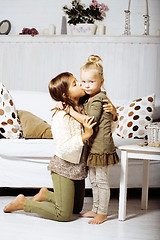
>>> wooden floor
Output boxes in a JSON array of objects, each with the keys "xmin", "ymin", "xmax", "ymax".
[{"xmin": 0, "ymin": 195, "xmax": 160, "ymax": 240}]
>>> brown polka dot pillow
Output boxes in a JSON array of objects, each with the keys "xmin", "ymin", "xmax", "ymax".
[
  {"xmin": 115, "ymin": 94, "xmax": 155, "ymax": 139},
  {"xmin": 0, "ymin": 83, "xmax": 23, "ymax": 138}
]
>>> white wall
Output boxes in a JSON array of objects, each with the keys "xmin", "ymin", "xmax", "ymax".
[{"xmin": 0, "ymin": 0, "xmax": 160, "ymax": 36}]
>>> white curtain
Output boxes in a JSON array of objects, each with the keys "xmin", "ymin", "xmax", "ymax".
[{"xmin": 0, "ymin": 37, "xmax": 159, "ymax": 101}]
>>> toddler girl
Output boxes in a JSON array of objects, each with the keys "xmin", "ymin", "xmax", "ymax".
[{"xmin": 69, "ymin": 55, "xmax": 119, "ymax": 224}]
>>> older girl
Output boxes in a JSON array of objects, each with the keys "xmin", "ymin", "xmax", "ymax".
[{"xmin": 3, "ymin": 72, "xmax": 96, "ymax": 221}]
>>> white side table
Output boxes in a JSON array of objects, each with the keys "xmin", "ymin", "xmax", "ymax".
[{"xmin": 118, "ymin": 144, "xmax": 160, "ymax": 221}]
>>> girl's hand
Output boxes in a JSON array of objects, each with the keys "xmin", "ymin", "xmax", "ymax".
[
  {"xmin": 55, "ymin": 101, "xmax": 65, "ymax": 110},
  {"xmin": 103, "ymin": 98, "xmax": 118, "ymax": 121},
  {"xmin": 82, "ymin": 116, "xmax": 96, "ymax": 142},
  {"xmin": 55, "ymin": 101, "xmax": 71, "ymax": 114}
]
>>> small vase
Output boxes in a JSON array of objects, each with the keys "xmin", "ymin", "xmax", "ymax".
[{"xmin": 70, "ymin": 23, "xmax": 97, "ymax": 35}]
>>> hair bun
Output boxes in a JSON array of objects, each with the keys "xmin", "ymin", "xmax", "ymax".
[{"xmin": 88, "ymin": 55, "xmax": 102, "ymax": 63}]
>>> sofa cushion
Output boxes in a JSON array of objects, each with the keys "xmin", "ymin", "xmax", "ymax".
[
  {"xmin": 115, "ymin": 94, "xmax": 155, "ymax": 139},
  {"xmin": 0, "ymin": 83, "xmax": 23, "ymax": 139},
  {"xmin": 0, "ymin": 138, "xmax": 55, "ymax": 157},
  {"xmin": 10, "ymin": 90, "xmax": 55, "ymax": 125},
  {"xmin": 17, "ymin": 110, "xmax": 53, "ymax": 139}
]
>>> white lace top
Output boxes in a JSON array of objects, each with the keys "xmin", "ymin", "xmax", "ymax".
[{"xmin": 48, "ymin": 110, "xmax": 88, "ymax": 180}]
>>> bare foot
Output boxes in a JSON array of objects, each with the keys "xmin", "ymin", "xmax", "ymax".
[
  {"xmin": 30, "ymin": 187, "xmax": 48, "ymax": 202},
  {"xmin": 3, "ymin": 194, "xmax": 26, "ymax": 213},
  {"xmin": 88, "ymin": 214, "xmax": 107, "ymax": 224},
  {"xmin": 79, "ymin": 210, "xmax": 97, "ymax": 218}
]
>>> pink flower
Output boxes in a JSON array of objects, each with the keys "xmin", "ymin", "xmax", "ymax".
[
  {"xmin": 101, "ymin": 3, "xmax": 107, "ymax": 10},
  {"xmin": 90, "ymin": 0, "xmax": 108, "ymax": 11},
  {"xmin": 91, "ymin": 0, "xmax": 98, "ymax": 7},
  {"xmin": 101, "ymin": 10, "xmax": 105, "ymax": 16}
]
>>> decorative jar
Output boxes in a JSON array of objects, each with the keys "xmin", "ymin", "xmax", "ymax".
[{"xmin": 70, "ymin": 24, "xmax": 97, "ymax": 35}]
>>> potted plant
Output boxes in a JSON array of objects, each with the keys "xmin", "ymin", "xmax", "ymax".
[{"xmin": 63, "ymin": 0, "xmax": 109, "ymax": 35}]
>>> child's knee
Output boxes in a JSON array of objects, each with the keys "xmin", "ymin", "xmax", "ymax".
[{"xmin": 56, "ymin": 209, "xmax": 72, "ymax": 222}]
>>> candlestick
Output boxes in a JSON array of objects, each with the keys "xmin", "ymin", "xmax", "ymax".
[
  {"xmin": 146, "ymin": 0, "xmax": 149, "ymax": 16},
  {"xmin": 123, "ymin": 10, "xmax": 131, "ymax": 35},
  {"xmin": 128, "ymin": 0, "xmax": 131, "ymax": 11},
  {"xmin": 143, "ymin": 15, "xmax": 150, "ymax": 35}
]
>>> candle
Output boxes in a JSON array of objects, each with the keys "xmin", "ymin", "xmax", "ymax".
[
  {"xmin": 156, "ymin": 29, "xmax": 160, "ymax": 36},
  {"xmin": 42, "ymin": 28, "xmax": 49, "ymax": 35},
  {"xmin": 49, "ymin": 24, "xmax": 56, "ymax": 35},
  {"xmin": 146, "ymin": 0, "xmax": 149, "ymax": 15},
  {"xmin": 128, "ymin": 0, "xmax": 131, "ymax": 11},
  {"xmin": 97, "ymin": 24, "xmax": 105, "ymax": 35}
]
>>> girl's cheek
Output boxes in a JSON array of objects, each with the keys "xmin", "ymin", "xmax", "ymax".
[{"xmin": 81, "ymin": 84, "xmax": 85, "ymax": 90}]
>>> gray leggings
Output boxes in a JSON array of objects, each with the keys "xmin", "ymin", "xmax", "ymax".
[
  {"xmin": 23, "ymin": 172, "xmax": 85, "ymax": 221},
  {"xmin": 89, "ymin": 166, "xmax": 110, "ymax": 215}
]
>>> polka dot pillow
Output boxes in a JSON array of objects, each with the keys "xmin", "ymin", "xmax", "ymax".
[
  {"xmin": 115, "ymin": 94, "xmax": 155, "ymax": 139},
  {"xmin": 0, "ymin": 83, "xmax": 23, "ymax": 139}
]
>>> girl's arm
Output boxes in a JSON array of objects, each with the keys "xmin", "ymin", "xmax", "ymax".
[
  {"xmin": 102, "ymin": 98, "xmax": 118, "ymax": 121},
  {"xmin": 56, "ymin": 98, "xmax": 117, "ymax": 125},
  {"xmin": 69, "ymin": 107, "xmax": 90, "ymax": 124},
  {"xmin": 87, "ymin": 99, "xmax": 103, "ymax": 123},
  {"xmin": 102, "ymin": 98, "xmax": 118, "ymax": 132}
]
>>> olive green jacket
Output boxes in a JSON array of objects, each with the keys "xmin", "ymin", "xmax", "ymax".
[{"xmin": 84, "ymin": 91, "xmax": 119, "ymax": 167}]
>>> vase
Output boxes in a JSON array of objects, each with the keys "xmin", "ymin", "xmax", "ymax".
[{"xmin": 70, "ymin": 23, "xmax": 97, "ymax": 35}]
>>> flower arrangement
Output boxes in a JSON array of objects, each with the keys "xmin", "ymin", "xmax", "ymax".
[{"xmin": 63, "ymin": 0, "xmax": 109, "ymax": 25}]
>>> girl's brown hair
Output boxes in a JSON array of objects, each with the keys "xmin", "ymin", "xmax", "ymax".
[
  {"xmin": 80, "ymin": 55, "xmax": 104, "ymax": 79},
  {"xmin": 48, "ymin": 72, "xmax": 75, "ymax": 109}
]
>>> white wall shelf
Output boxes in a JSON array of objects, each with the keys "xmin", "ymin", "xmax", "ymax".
[{"xmin": 0, "ymin": 35, "xmax": 160, "ymax": 44}]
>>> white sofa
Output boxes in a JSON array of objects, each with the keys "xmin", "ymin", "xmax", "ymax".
[{"xmin": 0, "ymin": 90, "xmax": 160, "ymax": 189}]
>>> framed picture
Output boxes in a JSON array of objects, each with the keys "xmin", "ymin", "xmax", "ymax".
[{"xmin": 0, "ymin": 20, "xmax": 11, "ymax": 35}]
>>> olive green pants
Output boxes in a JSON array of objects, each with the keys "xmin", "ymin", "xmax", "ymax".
[{"xmin": 23, "ymin": 172, "xmax": 85, "ymax": 221}]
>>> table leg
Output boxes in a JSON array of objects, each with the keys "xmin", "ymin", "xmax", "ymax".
[
  {"xmin": 118, "ymin": 150, "xmax": 128, "ymax": 221},
  {"xmin": 141, "ymin": 159, "xmax": 150, "ymax": 210}
]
